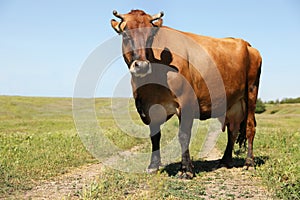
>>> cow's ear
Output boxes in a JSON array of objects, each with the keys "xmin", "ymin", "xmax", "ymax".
[
  {"xmin": 111, "ymin": 19, "xmax": 121, "ymax": 33},
  {"xmin": 152, "ymin": 19, "xmax": 163, "ymax": 27}
]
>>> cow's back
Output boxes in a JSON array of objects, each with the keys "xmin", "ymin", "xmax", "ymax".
[{"xmin": 152, "ymin": 27, "xmax": 250, "ymax": 118}]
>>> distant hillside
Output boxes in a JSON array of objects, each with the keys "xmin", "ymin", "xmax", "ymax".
[
  {"xmin": 1, "ymin": 96, "xmax": 300, "ymax": 118},
  {"xmin": 266, "ymin": 97, "xmax": 300, "ymax": 104},
  {"xmin": 264, "ymin": 103, "xmax": 300, "ymax": 115},
  {"xmin": 0, "ymin": 96, "xmax": 73, "ymax": 120}
]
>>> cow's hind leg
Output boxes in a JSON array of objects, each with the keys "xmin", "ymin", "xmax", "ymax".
[
  {"xmin": 245, "ymin": 87, "xmax": 258, "ymax": 169},
  {"xmin": 147, "ymin": 124, "xmax": 162, "ymax": 173},
  {"xmin": 177, "ymin": 117, "xmax": 194, "ymax": 179},
  {"xmin": 244, "ymin": 48, "xmax": 262, "ymax": 169}
]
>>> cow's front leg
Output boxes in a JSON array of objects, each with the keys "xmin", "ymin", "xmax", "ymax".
[
  {"xmin": 178, "ymin": 119, "xmax": 194, "ymax": 179},
  {"xmin": 147, "ymin": 124, "xmax": 162, "ymax": 173},
  {"xmin": 220, "ymin": 124, "xmax": 239, "ymax": 168},
  {"xmin": 220, "ymin": 126, "xmax": 234, "ymax": 168}
]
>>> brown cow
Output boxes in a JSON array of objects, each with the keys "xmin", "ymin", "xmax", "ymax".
[{"xmin": 111, "ymin": 10, "xmax": 262, "ymax": 179}]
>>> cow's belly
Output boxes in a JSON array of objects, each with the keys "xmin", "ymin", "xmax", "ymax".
[{"xmin": 219, "ymin": 99, "xmax": 246, "ymax": 132}]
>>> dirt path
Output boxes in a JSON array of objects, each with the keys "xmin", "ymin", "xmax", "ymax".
[
  {"xmin": 14, "ymin": 147, "xmax": 272, "ymax": 200},
  {"xmin": 19, "ymin": 163, "xmax": 103, "ymax": 200},
  {"xmin": 198, "ymin": 148, "xmax": 272, "ymax": 200}
]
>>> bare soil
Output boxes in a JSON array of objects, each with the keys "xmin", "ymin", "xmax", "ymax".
[
  {"xmin": 12, "ymin": 148, "xmax": 272, "ymax": 200},
  {"xmin": 18, "ymin": 163, "xmax": 103, "ymax": 200},
  {"xmin": 198, "ymin": 148, "xmax": 272, "ymax": 200}
]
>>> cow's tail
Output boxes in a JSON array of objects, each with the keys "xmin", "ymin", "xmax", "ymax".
[{"xmin": 236, "ymin": 42, "xmax": 262, "ymax": 149}]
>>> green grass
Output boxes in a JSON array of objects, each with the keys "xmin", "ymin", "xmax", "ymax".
[
  {"xmin": 85, "ymin": 102, "xmax": 300, "ymax": 200},
  {"xmin": 96, "ymin": 99, "xmax": 146, "ymax": 150},
  {"xmin": 79, "ymin": 168, "xmax": 207, "ymax": 200},
  {"xmin": 0, "ymin": 96, "xmax": 299, "ymax": 199},
  {"xmin": 217, "ymin": 103, "xmax": 300, "ymax": 199},
  {"xmin": 254, "ymin": 104, "xmax": 300, "ymax": 199},
  {"xmin": 0, "ymin": 96, "xmax": 96, "ymax": 196}
]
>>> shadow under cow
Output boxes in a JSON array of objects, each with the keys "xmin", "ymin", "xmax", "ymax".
[{"xmin": 161, "ymin": 155, "xmax": 269, "ymax": 177}]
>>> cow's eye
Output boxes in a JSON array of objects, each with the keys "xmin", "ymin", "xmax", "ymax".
[{"xmin": 122, "ymin": 34, "xmax": 132, "ymax": 43}]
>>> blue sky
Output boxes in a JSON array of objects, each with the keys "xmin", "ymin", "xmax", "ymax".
[{"xmin": 0, "ymin": 0, "xmax": 299, "ymax": 101}]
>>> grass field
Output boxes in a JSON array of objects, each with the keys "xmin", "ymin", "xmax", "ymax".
[
  {"xmin": 216, "ymin": 103, "xmax": 300, "ymax": 199},
  {"xmin": 0, "ymin": 96, "xmax": 96, "ymax": 195},
  {"xmin": 255, "ymin": 104, "xmax": 300, "ymax": 199},
  {"xmin": 0, "ymin": 96, "xmax": 299, "ymax": 199}
]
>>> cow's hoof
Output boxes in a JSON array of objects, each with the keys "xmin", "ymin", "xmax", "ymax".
[
  {"xmin": 243, "ymin": 158, "xmax": 255, "ymax": 171},
  {"xmin": 242, "ymin": 165, "xmax": 255, "ymax": 171},
  {"xmin": 177, "ymin": 171, "xmax": 194, "ymax": 179},
  {"xmin": 245, "ymin": 157, "xmax": 254, "ymax": 166},
  {"xmin": 147, "ymin": 162, "xmax": 163, "ymax": 174},
  {"xmin": 146, "ymin": 167, "xmax": 159, "ymax": 174}
]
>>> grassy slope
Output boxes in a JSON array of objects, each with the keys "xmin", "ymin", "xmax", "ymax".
[
  {"xmin": 0, "ymin": 96, "xmax": 96, "ymax": 196},
  {"xmin": 85, "ymin": 102, "xmax": 300, "ymax": 199},
  {"xmin": 217, "ymin": 103, "xmax": 300, "ymax": 199},
  {"xmin": 255, "ymin": 104, "xmax": 300, "ymax": 199},
  {"xmin": 0, "ymin": 96, "xmax": 299, "ymax": 199}
]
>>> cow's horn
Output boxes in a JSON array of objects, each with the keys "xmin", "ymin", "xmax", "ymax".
[
  {"xmin": 113, "ymin": 10, "xmax": 124, "ymax": 20},
  {"xmin": 151, "ymin": 11, "xmax": 164, "ymax": 21}
]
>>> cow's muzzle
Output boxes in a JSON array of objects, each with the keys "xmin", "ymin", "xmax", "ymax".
[{"xmin": 130, "ymin": 60, "xmax": 152, "ymax": 78}]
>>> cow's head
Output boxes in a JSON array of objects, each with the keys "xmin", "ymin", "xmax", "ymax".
[{"xmin": 111, "ymin": 10, "xmax": 164, "ymax": 78}]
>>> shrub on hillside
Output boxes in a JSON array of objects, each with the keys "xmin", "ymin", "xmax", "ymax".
[{"xmin": 255, "ymin": 98, "xmax": 266, "ymax": 114}]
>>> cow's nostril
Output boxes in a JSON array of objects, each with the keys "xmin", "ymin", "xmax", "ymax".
[
  {"xmin": 130, "ymin": 60, "xmax": 151, "ymax": 77},
  {"xmin": 135, "ymin": 61, "xmax": 141, "ymax": 68},
  {"xmin": 135, "ymin": 60, "xmax": 149, "ymax": 69}
]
